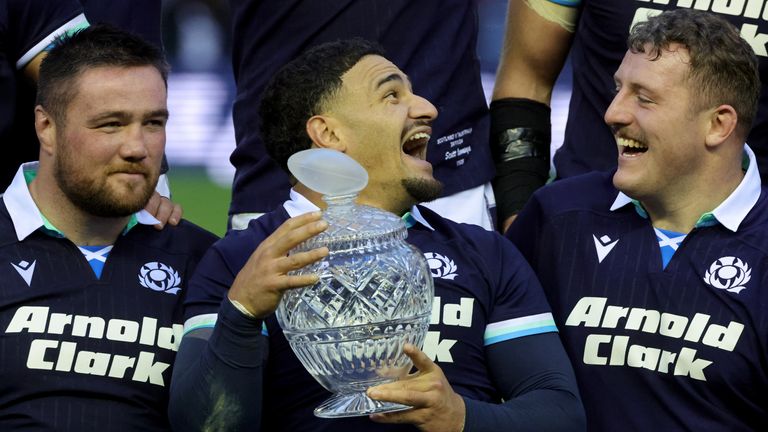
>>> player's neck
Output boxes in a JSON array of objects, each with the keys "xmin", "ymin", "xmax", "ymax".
[
  {"xmin": 643, "ymin": 165, "xmax": 744, "ymax": 233},
  {"xmin": 28, "ymin": 177, "xmax": 129, "ymax": 246}
]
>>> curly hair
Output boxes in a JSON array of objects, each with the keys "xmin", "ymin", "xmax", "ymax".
[
  {"xmin": 259, "ymin": 38, "xmax": 384, "ymax": 173},
  {"xmin": 628, "ymin": 9, "xmax": 760, "ymax": 136}
]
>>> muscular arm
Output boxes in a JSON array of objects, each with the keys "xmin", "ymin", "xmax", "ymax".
[
  {"xmin": 492, "ymin": 0, "xmax": 578, "ymax": 232},
  {"xmin": 493, "ymin": 0, "xmax": 576, "ymax": 103},
  {"xmin": 168, "ymin": 300, "xmax": 267, "ymax": 431},
  {"xmin": 464, "ymin": 333, "xmax": 585, "ymax": 431},
  {"xmin": 368, "ymin": 333, "xmax": 585, "ymax": 432},
  {"xmin": 168, "ymin": 212, "xmax": 328, "ymax": 431}
]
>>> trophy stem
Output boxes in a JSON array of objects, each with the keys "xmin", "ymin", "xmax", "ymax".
[{"xmin": 313, "ymin": 391, "xmax": 411, "ymax": 418}]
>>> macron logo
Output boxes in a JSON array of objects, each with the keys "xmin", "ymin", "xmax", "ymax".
[
  {"xmin": 12, "ymin": 260, "xmax": 36, "ymax": 287},
  {"xmin": 593, "ymin": 235, "xmax": 619, "ymax": 263}
]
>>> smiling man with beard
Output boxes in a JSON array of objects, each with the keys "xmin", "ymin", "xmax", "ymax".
[
  {"xmin": 507, "ymin": 9, "xmax": 768, "ymax": 431},
  {"xmin": 168, "ymin": 39, "xmax": 585, "ymax": 432},
  {"xmin": 0, "ymin": 26, "xmax": 218, "ymax": 431}
]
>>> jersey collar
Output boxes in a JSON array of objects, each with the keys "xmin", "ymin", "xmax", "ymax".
[
  {"xmin": 283, "ymin": 189, "xmax": 435, "ymax": 231},
  {"xmin": 2, "ymin": 162, "xmax": 161, "ymax": 241},
  {"xmin": 610, "ymin": 144, "xmax": 761, "ymax": 232}
]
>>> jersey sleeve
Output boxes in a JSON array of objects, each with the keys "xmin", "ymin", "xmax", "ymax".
[
  {"xmin": 183, "ymin": 223, "xmax": 273, "ymax": 336},
  {"xmin": 483, "ymin": 232, "xmax": 557, "ymax": 347},
  {"xmin": 7, "ymin": 0, "xmax": 87, "ymax": 69}
]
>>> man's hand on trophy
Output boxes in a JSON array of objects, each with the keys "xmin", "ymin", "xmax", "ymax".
[
  {"xmin": 367, "ymin": 344, "xmax": 466, "ymax": 432},
  {"xmin": 228, "ymin": 211, "xmax": 329, "ymax": 319}
]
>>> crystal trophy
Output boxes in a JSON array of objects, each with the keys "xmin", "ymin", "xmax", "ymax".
[{"xmin": 276, "ymin": 148, "xmax": 434, "ymax": 418}]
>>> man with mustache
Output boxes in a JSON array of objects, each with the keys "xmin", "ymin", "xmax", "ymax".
[
  {"xmin": 0, "ymin": 25, "xmax": 217, "ymax": 431},
  {"xmin": 169, "ymin": 39, "xmax": 585, "ymax": 431},
  {"xmin": 508, "ymin": 9, "xmax": 768, "ymax": 430}
]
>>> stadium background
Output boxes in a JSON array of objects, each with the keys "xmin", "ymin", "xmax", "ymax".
[{"xmin": 161, "ymin": 0, "xmax": 571, "ymax": 236}]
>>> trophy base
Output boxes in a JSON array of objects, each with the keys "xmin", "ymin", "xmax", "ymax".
[{"xmin": 314, "ymin": 391, "xmax": 411, "ymax": 418}]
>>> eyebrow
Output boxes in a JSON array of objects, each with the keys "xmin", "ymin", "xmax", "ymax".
[
  {"xmin": 88, "ymin": 109, "xmax": 169, "ymax": 123},
  {"xmin": 375, "ymin": 73, "xmax": 405, "ymax": 89},
  {"xmin": 147, "ymin": 109, "xmax": 170, "ymax": 119}
]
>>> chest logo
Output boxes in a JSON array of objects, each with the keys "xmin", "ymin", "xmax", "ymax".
[
  {"xmin": 593, "ymin": 234, "xmax": 619, "ymax": 263},
  {"xmin": 139, "ymin": 262, "xmax": 182, "ymax": 295},
  {"xmin": 704, "ymin": 256, "xmax": 751, "ymax": 294},
  {"xmin": 424, "ymin": 252, "xmax": 458, "ymax": 280},
  {"xmin": 11, "ymin": 260, "xmax": 36, "ymax": 287}
]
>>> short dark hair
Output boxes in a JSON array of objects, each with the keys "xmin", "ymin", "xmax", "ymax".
[
  {"xmin": 628, "ymin": 9, "xmax": 760, "ymax": 136},
  {"xmin": 259, "ymin": 38, "xmax": 385, "ymax": 172},
  {"xmin": 37, "ymin": 24, "xmax": 169, "ymax": 122}
]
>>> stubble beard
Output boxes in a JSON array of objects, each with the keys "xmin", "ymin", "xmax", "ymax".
[
  {"xmin": 402, "ymin": 176, "xmax": 443, "ymax": 204},
  {"xmin": 54, "ymin": 149, "xmax": 156, "ymax": 218}
]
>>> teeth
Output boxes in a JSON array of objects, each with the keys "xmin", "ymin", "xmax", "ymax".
[
  {"xmin": 408, "ymin": 132, "xmax": 431, "ymax": 141},
  {"xmin": 617, "ymin": 137, "xmax": 647, "ymax": 149}
]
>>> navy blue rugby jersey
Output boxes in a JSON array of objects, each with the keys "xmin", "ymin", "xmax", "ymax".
[
  {"xmin": 507, "ymin": 153, "xmax": 768, "ymax": 430},
  {"xmin": 552, "ymin": 0, "xmax": 768, "ymax": 184},
  {"xmin": 0, "ymin": 0, "xmax": 85, "ymax": 188},
  {"xmin": 80, "ymin": 0, "xmax": 163, "ymax": 48},
  {"xmin": 227, "ymin": 0, "xmax": 493, "ymax": 215},
  {"xmin": 0, "ymin": 165, "xmax": 218, "ymax": 431},
  {"xmin": 184, "ymin": 191, "xmax": 556, "ymax": 431}
]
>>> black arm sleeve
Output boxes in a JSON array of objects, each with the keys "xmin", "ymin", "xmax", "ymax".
[
  {"xmin": 168, "ymin": 299, "xmax": 267, "ymax": 431},
  {"xmin": 463, "ymin": 333, "xmax": 586, "ymax": 432},
  {"xmin": 490, "ymin": 98, "xmax": 552, "ymax": 226}
]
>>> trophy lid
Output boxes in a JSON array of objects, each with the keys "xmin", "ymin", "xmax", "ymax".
[
  {"xmin": 288, "ymin": 148, "xmax": 368, "ymax": 197},
  {"xmin": 287, "ymin": 149, "xmax": 406, "ymax": 253}
]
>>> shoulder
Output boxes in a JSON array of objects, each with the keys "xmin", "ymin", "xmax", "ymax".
[
  {"xmin": 123, "ymin": 219, "xmax": 218, "ymax": 258},
  {"xmin": 414, "ymin": 205, "xmax": 498, "ymax": 243},
  {"xmin": 203, "ymin": 207, "xmax": 291, "ymax": 269},
  {"xmin": 413, "ymin": 205, "xmax": 518, "ymax": 261},
  {"xmin": 531, "ymin": 171, "xmax": 618, "ymax": 215},
  {"xmin": 0, "ymin": 199, "xmax": 17, "ymax": 248}
]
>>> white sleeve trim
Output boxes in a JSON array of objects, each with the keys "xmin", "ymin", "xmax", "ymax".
[
  {"xmin": 16, "ymin": 13, "xmax": 89, "ymax": 70},
  {"xmin": 183, "ymin": 313, "xmax": 218, "ymax": 336}
]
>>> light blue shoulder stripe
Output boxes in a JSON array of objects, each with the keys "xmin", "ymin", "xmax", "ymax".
[
  {"xmin": 183, "ymin": 313, "xmax": 217, "ymax": 336},
  {"xmin": 182, "ymin": 313, "xmax": 270, "ymax": 337},
  {"xmin": 484, "ymin": 312, "xmax": 558, "ymax": 346}
]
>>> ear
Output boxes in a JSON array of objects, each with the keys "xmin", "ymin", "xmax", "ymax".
[
  {"xmin": 306, "ymin": 115, "xmax": 346, "ymax": 152},
  {"xmin": 34, "ymin": 106, "xmax": 56, "ymax": 156},
  {"xmin": 704, "ymin": 104, "xmax": 738, "ymax": 148}
]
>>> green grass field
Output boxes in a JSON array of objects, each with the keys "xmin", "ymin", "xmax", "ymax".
[{"xmin": 168, "ymin": 167, "xmax": 231, "ymax": 237}]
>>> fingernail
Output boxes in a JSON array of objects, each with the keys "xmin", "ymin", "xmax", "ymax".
[{"xmin": 368, "ymin": 389, "xmax": 380, "ymax": 398}]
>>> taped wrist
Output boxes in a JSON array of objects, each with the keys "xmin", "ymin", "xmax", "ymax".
[{"xmin": 490, "ymin": 98, "xmax": 551, "ymax": 222}]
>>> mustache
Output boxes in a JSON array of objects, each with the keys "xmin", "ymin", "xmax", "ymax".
[
  {"xmin": 107, "ymin": 163, "xmax": 151, "ymax": 176},
  {"xmin": 611, "ymin": 126, "xmax": 645, "ymax": 143},
  {"xmin": 402, "ymin": 120, "xmax": 433, "ymax": 137}
]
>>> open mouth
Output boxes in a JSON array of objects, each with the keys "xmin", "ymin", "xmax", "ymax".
[
  {"xmin": 403, "ymin": 132, "xmax": 430, "ymax": 158},
  {"xmin": 617, "ymin": 137, "xmax": 648, "ymax": 156}
]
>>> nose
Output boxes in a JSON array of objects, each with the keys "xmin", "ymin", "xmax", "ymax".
[
  {"xmin": 604, "ymin": 91, "xmax": 632, "ymax": 130},
  {"xmin": 119, "ymin": 124, "xmax": 150, "ymax": 162},
  {"xmin": 410, "ymin": 93, "xmax": 438, "ymax": 122}
]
